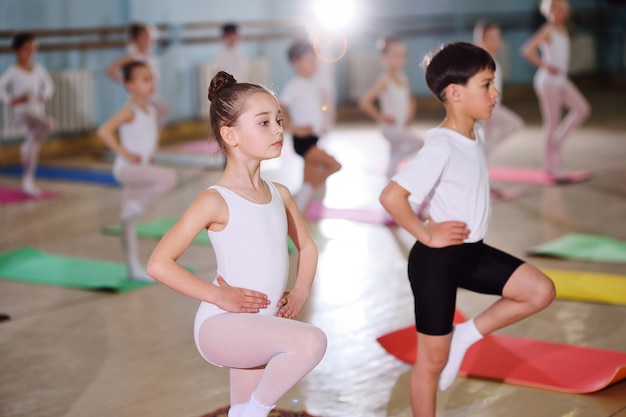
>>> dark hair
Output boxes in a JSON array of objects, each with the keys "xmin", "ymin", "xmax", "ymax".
[
  {"xmin": 207, "ymin": 71, "xmax": 273, "ymax": 151},
  {"xmin": 128, "ymin": 22, "xmax": 148, "ymax": 41},
  {"xmin": 287, "ymin": 39, "xmax": 313, "ymax": 62},
  {"xmin": 221, "ymin": 23, "xmax": 239, "ymax": 36},
  {"xmin": 422, "ymin": 42, "xmax": 496, "ymax": 102},
  {"xmin": 11, "ymin": 32, "xmax": 35, "ymax": 51},
  {"xmin": 121, "ymin": 60, "xmax": 148, "ymax": 82},
  {"xmin": 376, "ymin": 35, "xmax": 402, "ymax": 54}
]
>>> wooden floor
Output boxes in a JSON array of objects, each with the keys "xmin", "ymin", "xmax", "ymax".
[{"xmin": 1, "ymin": 85, "xmax": 625, "ymax": 417}]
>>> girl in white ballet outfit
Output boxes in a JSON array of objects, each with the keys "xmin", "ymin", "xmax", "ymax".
[
  {"xmin": 521, "ymin": 0, "xmax": 591, "ymax": 180},
  {"xmin": 147, "ymin": 71, "xmax": 326, "ymax": 417},
  {"xmin": 0, "ymin": 32, "xmax": 54, "ymax": 196}
]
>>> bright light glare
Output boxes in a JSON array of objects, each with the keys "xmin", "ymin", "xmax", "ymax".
[{"xmin": 314, "ymin": 0, "xmax": 355, "ymax": 31}]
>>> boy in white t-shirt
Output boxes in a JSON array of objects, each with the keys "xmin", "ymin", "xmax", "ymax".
[
  {"xmin": 379, "ymin": 42, "xmax": 555, "ymax": 417},
  {"xmin": 280, "ymin": 39, "xmax": 341, "ymax": 212},
  {"xmin": 0, "ymin": 32, "xmax": 54, "ymax": 196}
]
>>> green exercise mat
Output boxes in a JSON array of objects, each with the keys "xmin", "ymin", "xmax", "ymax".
[
  {"xmin": 0, "ymin": 247, "xmax": 153, "ymax": 292},
  {"xmin": 103, "ymin": 217, "xmax": 299, "ymax": 253},
  {"xmin": 529, "ymin": 233, "xmax": 626, "ymax": 264}
]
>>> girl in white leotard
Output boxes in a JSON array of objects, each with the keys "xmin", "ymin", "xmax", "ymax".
[
  {"xmin": 147, "ymin": 71, "xmax": 326, "ymax": 417},
  {"xmin": 106, "ymin": 23, "xmax": 170, "ymax": 127},
  {"xmin": 98, "ymin": 61, "xmax": 177, "ymax": 281},
  {"xmin": 521, "ymin": 0, "xmax": 591, "ymax": 180},
  {"xmin": 360, "ymin": 36, "xmax": 423, "ymax": 179}
]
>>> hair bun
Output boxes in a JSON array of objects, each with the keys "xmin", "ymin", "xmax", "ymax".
[{"xmin": 208, "ymin": 71, "xmax": 237, "ymax": 102}]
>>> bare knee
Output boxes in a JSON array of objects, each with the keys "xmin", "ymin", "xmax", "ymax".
[
  {"xmin": 531, "ymin": 276, "xmax": 556, "ymax": 311},
  {"xmin": 415, "ymin": 350, "xmax": 449, "ymax": 376}
]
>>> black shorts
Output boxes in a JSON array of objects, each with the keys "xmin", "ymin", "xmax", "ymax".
[
  {"xmin": 407, "ymin": 240, "xmax": 524, "ymax": 336},
  {"xmin": 292, "ymin": 134, "xmax": 319, "ymax": 157}
]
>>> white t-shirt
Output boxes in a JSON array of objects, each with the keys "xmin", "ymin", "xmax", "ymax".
[
  {"xmin": 214, "ymin": 46, "xmax": 249, "ymax": 82},
  {"xmin": 0, "ymin": 63, "xmax": 54, "ymax": 118},
  {"xmin": 280, "ymin": 76, "xmax": 325, "ymax": 137},
  {"xmin": 392, "ymin": 126, "xmax": 491, "ymax": 242}
]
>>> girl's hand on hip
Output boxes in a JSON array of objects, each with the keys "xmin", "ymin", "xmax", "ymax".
[{"xmin": 215, "ymin": 275, "xmax": 269, "ymax": 313}]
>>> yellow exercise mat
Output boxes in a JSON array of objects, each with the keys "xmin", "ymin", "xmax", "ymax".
[{"xmin": 543, "ymin": 268, "xmax": 626, "ymax": 305}]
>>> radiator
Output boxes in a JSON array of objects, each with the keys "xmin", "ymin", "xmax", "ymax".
[
  {"xmin": 0, "ymin": 69, "xmax": 94, "ymax": 141},
  {"xmin": 197, "ymin": 58, "xmax": 270, "ymax": 119}
]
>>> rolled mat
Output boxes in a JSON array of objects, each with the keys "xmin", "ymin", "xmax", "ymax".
[
  {"xmin": 103, "ymin": 217, "xmax": 298, "ymax": 253},
  {"xmin": 0, "ymin": 165, "xmax": 118, "ymax": 186},
  {"xmin": 0, "ymin": 186, "xmax": 59, "ymax": 204},
  {"xmin": 543, "ymin": 268, "xmax": 626, "ymax": 305},
  {"xmin": 0, "ymin": 247, "xmax": 153, "ymax": 292},
  {"xmin": 530, "ymin": 233, "xmax": 626, "ymax": 264},
  {"xmin": 377, "ymin": 311, "xmax": 626, "ymax": 393},
  {"xmin": 198, "ymin": 407, "xmax": 317, "ymax": 417},
  {"xmin": 489, "ymin": 167, "xmax": 591, "ymax": 185}
]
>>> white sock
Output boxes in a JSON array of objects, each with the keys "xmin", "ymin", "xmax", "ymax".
[
  {"xmin": 239, "ymin": 393, "xmax": 275, "ymax": 417},
  {"xmin": 228, "ymin": 403, "xmax": 244, "ymax": 417},
  {"xmin": 439, "ymin": 319, "xmax": 483, "ymax": 391},
  {"xmin": 22, "ymin": 175, "xmax": 41, "ymax": 196},
  {"xmin": 128, "ymin": 264, "xmax": 154, "ymax": 281},
  {"xmin": 121, "ymin": 201, "xmax": 144, "ymax": 221},
  {"xmin": 294, "ymin": 183, "xmax": 315, "ymax": 212}
]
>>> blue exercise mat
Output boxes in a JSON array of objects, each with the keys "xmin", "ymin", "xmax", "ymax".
[{"xmin": 0, "ymin": 165, "xmax": 118, "ymax": 186}]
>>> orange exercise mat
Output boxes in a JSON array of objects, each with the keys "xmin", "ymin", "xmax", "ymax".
[{"xmin": 377, "ymin": 311, "xmax": 626, "ymax": 393}]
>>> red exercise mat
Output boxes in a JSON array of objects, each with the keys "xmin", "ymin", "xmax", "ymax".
[
  {"xmin": 377, "ymin": 311, "xmax": 626, "ymax": 393},
  {"xmin": 489, "ymin": 167, "xmax": 592, "ymax": 185},
  {"xmin": 0, "ymin": 186, "xmax": 59, "ymax": 204}
]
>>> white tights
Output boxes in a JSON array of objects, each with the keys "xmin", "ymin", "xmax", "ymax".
[
  {"xmin": 534, "ymin": 76, "xmax": 590, "ymax": 175},
  {"xmin": 197, "ymin": 313, "xmax": 327, "ymax": 416},
  {"xmin": 480, "ymin": 104, "xmax": 525, "ymax": 159},
  {"xmin": 115, "ymin": 164, "xmax": 177, "ymax": 279},
  {"xmin": 380, "ymin": 124, "xmax": 423, "ymax": 179},
  {"xmin": 19, "ymin": 112, "xmax": 53, "ymax": 195}
]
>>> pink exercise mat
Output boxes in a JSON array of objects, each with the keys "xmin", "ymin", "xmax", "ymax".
[
  {"xmin": 0, "ymin": 186, "xmax": 59, "ymax": 204},
  {"xmin": 489, "ymin": 167, "xmax": 592, "ymax": 185},
  {"xmin": 307, "ymin": 201, "xmax": 394, "ymax": 225}
]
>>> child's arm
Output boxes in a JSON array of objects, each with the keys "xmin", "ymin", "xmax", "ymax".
[
  {"xmin": 380, "ymin": 181, "xmax": 469, "ymax": 247},
  {"xmin": 96, "ymin": 106, "xmax": 141, "ymax": 163},
  {"xmin": 0, "ymin": 68, "xmax": 26, "ymax": 106},
  {"xmin": 521, "ymin": 24, "xmax": 559, "ymax": 74},
  {"xmin": 147, "ymin": 189, "xmax": 270, "ymax": 313},
  {"xmin": 274, "ymin": 182, "xmax": 318, "ymax": 319},
  {"xmin": 407, "ymin": 95, "xmax": 417, "ymax": 127},
  {"xmin": 38, "ymin": 65, "xmax": 54, "ymax": 102},
  {"xmin": 106, "ymin": 54, "xmax": 134, "ymax": 84},
  {"xmin": 358, "ymin": 76, "xmax": 395, "ymax": 124}
]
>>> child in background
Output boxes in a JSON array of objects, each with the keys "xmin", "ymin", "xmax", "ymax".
[
  {"xmin": 359, "ymin": 35, "xmax": 423, "ymax": 179},
  {"xmin": 521, "ymin": 0, "xmax": 590, "ymax": 180},
  {"xmin": 473, "ymin": 22, "xmax": 525, "ymax": 160},
  {"xmin": 280, "ymin": 39, "xmax": 341, "ymax": 212},
  {"xmin": 379, "ymin": 42, "xmax": 555, "ymax": 417},
  {"xmin": 98, "ymin": 61, "xmax": 177, "ymax": 281},
  {"xmin": 106, "ymin": 22, "xmax": 170, "ymax": 127},
  {"xmin": 147, "ymin": 71, "xmax": 326, "ymax": 417},
  {"xmin": 0, "ymin": 32, "xmax": 54, "ymax": 196},
  {"xmin": 214, "ymin": 22, "xmax": 249, "ymax": 82}
]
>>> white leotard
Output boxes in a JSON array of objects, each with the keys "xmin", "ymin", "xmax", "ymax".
[
  {"xmin": 535, "ymin": 27, "xmax": 570, "ymax": 86},
  {"xmin": 193, "ymin": 182, "xmax": 289, "ymax": 360},
  {"xmin": 113, "ymin": 103, "xmax": 158, "ymax": 176},
  {"xmin": 378, "ymin": 72, "xmax": 411, "ymax": 129}
]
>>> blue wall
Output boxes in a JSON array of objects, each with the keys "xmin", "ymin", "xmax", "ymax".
[{"xmin": 1, "ymin": 0, "xmax": 624, "ymax": 127}]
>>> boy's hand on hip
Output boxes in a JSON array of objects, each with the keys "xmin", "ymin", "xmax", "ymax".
[{"xmin": 425, "ymin": 218, "xmax": 470, "ymax": 247}]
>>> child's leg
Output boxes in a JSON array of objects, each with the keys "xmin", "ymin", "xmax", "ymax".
[
  {"xmin": 121, "ymin": 218, "xmax": 151, "ymax": 280},
  {"xmin": 302, "ymin": 146, "xmax": 341, "ymax": 187},
  {"xmin": 410, "ymin": 332, "xmax": 451, "ymax": 417},
  {"xmin": 482, "ymin": 105, "xmax": 525, "ymax": 159},
  {"xmin": 552, "ymin": 79, "xmax": 591, "ymax": 151},
  {"xmin": 381, "ymin": 125, "xmax": 423, "ymax": 179},
  {"xmin": 535, "ymin": 79, "xmax": 564, "ymax": 175},
  {"xmin": 20, "ymin": 113, "xmax": 53, "ymax": 195},
  {"xmin": 439, "ymin": 247, "xmax": 555, "ymax": 390},
  {"xmin": 115, "ymin": 164, "xmax": 177, "ymax": 220},
  {"xmin": 198, "ymin": 313, "xmax": 327, "ymax": 417}
]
